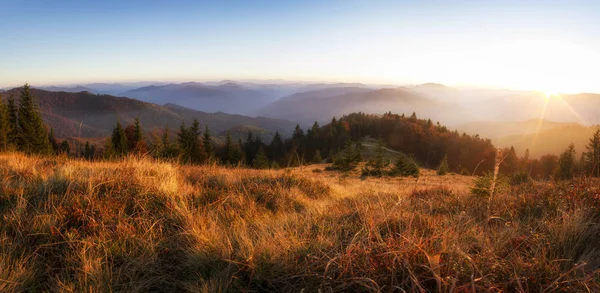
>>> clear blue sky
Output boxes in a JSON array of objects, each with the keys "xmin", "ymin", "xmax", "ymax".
[{"xmin": 1, "ymin": 0, "xmax": 599, "ymax": 92}]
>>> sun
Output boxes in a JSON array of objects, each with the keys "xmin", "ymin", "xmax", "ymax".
[{"xmin": 544, "ymin": 90, "xmax": 559, "ymax": 99}]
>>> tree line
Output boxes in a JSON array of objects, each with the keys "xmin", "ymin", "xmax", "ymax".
[{"xmin": 3, "ymin": 84, "xmax": 600, "ymax": 180}]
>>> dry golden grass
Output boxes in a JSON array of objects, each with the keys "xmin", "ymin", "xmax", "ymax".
[{"xmin": 0, "ymin": 152, "xmax": 599, "ymax": 292}]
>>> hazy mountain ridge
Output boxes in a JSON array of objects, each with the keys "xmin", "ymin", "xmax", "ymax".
[
  {"xmin": 121, "ymin": 82, "xmax": 281, "ymax": 115},
  {"xmin": 456, "ymin": 119, "xmax": 581, "ymax": 139},
  {"xmin": 257, "ymin": 86, "xmax": 470, "ymax": 125},
  {"xmin": 498, "ymin": 124, "xmax": 600, "ymax": 158}
]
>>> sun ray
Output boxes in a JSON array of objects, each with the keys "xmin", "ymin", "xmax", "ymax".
[
  {"xmin": 530, "ymin": 92, "xmax": 586, "ymax": 152},
  {"xmin": 555, "ymin": 94, "xmax": 586, "ymax": 125},
  {"xmin": 529, "ymin": 96, "xmax": 549, "ymax": 152}
]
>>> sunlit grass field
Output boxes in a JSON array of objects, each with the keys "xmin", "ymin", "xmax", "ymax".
[{"xmin": 1, "ymin": 152, "xmax": 599, "ymax": 292}]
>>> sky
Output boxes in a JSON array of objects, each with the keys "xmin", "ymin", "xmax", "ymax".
[{"xmin": 1, "ymin": 0, "xmax": 599, "ymax": 93}]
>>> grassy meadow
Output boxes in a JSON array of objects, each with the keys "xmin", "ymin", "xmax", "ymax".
[{"xmin": 1, "ymin": 152, "xmax": 599, "ymax": 292}]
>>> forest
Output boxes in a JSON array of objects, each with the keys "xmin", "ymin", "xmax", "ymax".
[{"xmin": 2, "ymin": 84, "xmax": 600, "ymax": 181}]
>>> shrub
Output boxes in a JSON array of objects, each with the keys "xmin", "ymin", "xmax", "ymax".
[
  {"xmin": 510, "ymin": 171, "xmax": 531, "ymax": 186},
  {"xmin": 471, "ymin": 171, "xmax": 508, "ymax": 197},
  {"xmin": 389, "ymin": 153, "xmax": 419, "ymax": 177}
]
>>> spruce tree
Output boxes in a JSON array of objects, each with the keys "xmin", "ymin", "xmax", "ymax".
[
  {"xmin": 292, "ymin": 124, "xmax": 305, "ymax": 142},
  {"xmin": 292, "ymin": 124, "xmax": 305, "ymax": 162},
  {"xmin": 225, "ymin": 136, "xmax": 242, "ymax": 166},
  {"xmin": 269, "ymin": 131, "xmax": 284, "ymax": 162},
  {"xmin": 409, "ymin": 112, "xmax": 417, "ymax": 121},
  {"xmin": 244, "ymin": 131, "xmax": 255, "ymax": 165},
  {"xmin": 189, "ymin": 119, "xmax": 205, "ymax": 164},
  {"xmin": 331, "ymin": 139, "xmax": 361, "ymax": 171},
  {"xmin": 353, "ymin": 140, "xmax": 363, "ymax": 163},
  {"xmin": 48, "ymin": 128, "xmax": 59, "ymax": 154},
  {"xmin": 0, "ymin": 95, "xmax": 9, "ymax": 150},
  {"xmin": 133, "ymin": 117, "xmax": 143, "ymax": 143},
  {"xmin": 84, "ymin": 141, "xmax": 93, "ymax": 160},
  {"xmin": 161, "ymin": 125, "xmax": 172, "ymax": 158},
  {"xmin": 17, "ymin": 84, "xmax": 51, "ymax": 154},
  {"xmin": 585, "ymin": 129, "xmax": 600, "ymax": 177},
  {"xmin": 306, "ymin": 121, "xmax": 320, "ymax": 162},
  {"xmin": 253, "ymin": 147, "xmax": 269, "ymax": 169},
  {"xmin": 59, "ymin": 140, "xmax": 70, "ymax": 155},
  {"xmin": 103, "ymin": 138, "xmax": 115, "ymax": 159},
  {"xmin": 132, "ymin": 116, "xmax": 146, "ymax": 153},
  {"xmin": 391, "ymin": 153, "xmax": 420, "ymax": 177},
  {"xmin": 6, "ymin": 95, "xmax": 18, "ymax": 147},
  {"xmin": 177, "ymin": 121, "xmax": 189, "ymax": 161},
  {"xmin": 500, "ymin": 146, "xmax": 519, "ymax": 175},
  {"xmin": 223, "ymin": 131, "xmax": 234, "ymax": 165},
  {"xmin": 202, "ymin": 126, "xmax": 213, "ymax": 159},
  {"xmin": 110, "ymin": 121, "xmax": 128, "ymax": 157},
  {"xmin": 371, "ymin": 140, "xmax": 387, "ymax": 176},
  {"xmin": 312, "ymin": 149, "xmax": 323, "ymax": 164},
  {"xmin": 150, "ymin": 131, "xmax": 163, "ymax": 158},
  {"xmin": 437, "ymin": 154, "xmax": 450, "ymax": 175},
  {"xmin": 557, "ymin": 143, "xmax": 576, "ymax": 180}
]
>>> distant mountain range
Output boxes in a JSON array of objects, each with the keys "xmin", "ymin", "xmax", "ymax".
[
  {"xmin": 256, "ymin": 86, "xmax": 470, "ymax": 125},
  {"xmin": 5, "ymin": 80, "xmax": 600, "ymax": 157},
  {"xmin": 0, "ymin": 87, "xmax": 296, "ymax": 140},
  {"xmin": 120, "ymin": 82, "xmax": 279, "ymax": 115}
]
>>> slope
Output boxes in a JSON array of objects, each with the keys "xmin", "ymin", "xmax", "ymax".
[{"xmin": 1, "ymin": 87, "xmax": 296, "ymax": 139}]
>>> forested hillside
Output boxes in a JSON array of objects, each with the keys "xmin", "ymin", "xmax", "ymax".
[{"xmin": 0, "ymin": 87, "xmax": 296, "ymax": 138}]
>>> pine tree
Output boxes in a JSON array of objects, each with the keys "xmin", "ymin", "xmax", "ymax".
[
  {"xmin": 150, "ymin": 131, "xmax": 163, "ymax": 158},
  {"xmin": 59, "ymin": 140, "xmax": 70, "ymax": 155},
  {"xmin": 103, "ymin": 138, "xmax": 115, "ymax": 159},
  {"xmin": 223, "ymin": 131, "xmax": 235, "ymax": 165},
  {"xmin": 331, "ymin": 139, "xmax": 361, "ymax": 171},
  {"xmin": 312, "ymin": 149, "xmax": 323, "ymax": 164},
  {"xmin": 252, "ymin": 147, "xmax": 269, "ymax": 169},
  {"xmin": 6, "ymin": 95, "xmax": 18, "ymax": 147},
  {"xmin": 177, "ymin": 121, "xmax": 189, "ymax": 160},
  {"xmin": 161, "ymin": 125, "xmax": 173, "ymax": 158},
  {"xmin": 202, "ymin": 126, "xmax": 213, "ymax": 159},
  {"xmin": 189, "ymin": 119, "xmax": 205, "ymax": 164},
  {"xmin": 229, "ymin": 137, "xmax": 243, "ymax": 166},
  {"xmin": 437, "ymin": 154, "xmax": 450, "ymax": 175},
  {"xmin": 292, "ymin": 124, "xmax": 305, "ymax": 163},
  {"xmin": 409, "ymin": 112, "xmax": 417, "ymax": 121},
  {"xmin": 391, "ymin": 153, "xmax": 420, "ymax": 177},
  {"xmin": 17, "ymin": 84, "xmax": 51, "ymax": 154},
  {"xmin": 269, "ymin": 131, "xmax": 285, "ymax": 162},
  {"xmin": 177, "ymin": 121, "xmax": 204, "ymax": 164},
  {"xmin": 84, "ymin": 141, "xmax": 93, "ymax": 160},
  {"xmin": 371, "ymin": 140, "xmax": 387, "ymax": 176},
  {"xmin": 500, "ymin": 146, "xmax": 519, "ymax": 175},
  {"xmin": 293, "ymin": 124, "xmax": 305, "ymax": 142},
  {"xmin": 0, "ymin": 95, "xmax": 9, "ymax": 150},
  {"xmin": 585, "ymin": 129, "xmax": 600, "ymax": 177},
  {"xmin": 306, "ymin": 121, "xmax": 320, "ymax": 162},
  {"xmin": 557, "ymin": 143, "xmax": 576, "ymax": 180},
  {"xmin": 110, "ymin": 121, "xmax": 128, "ymax": 157},
  {"xmin": 48, "ymin": 128, "xmax": 59, "ymax": 154},
  {"xmin": 131, "ymin": 116, "xmax": 146, "ymax": 153},
  {"xmin": 244, "ymin": 131, "xmax": 255, "ymax": 165},
  {"xmin": 353, "ymin": 140, "xmax": 363, "ymax": 162},
  {"xmin": 133, "ymin": 117, "xmax": 143, "ymax": 143}
]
